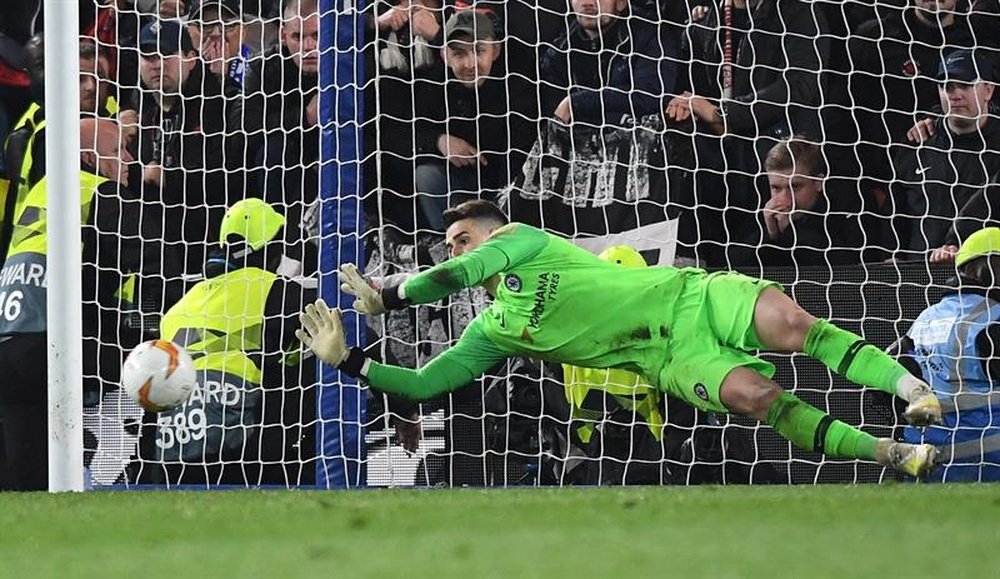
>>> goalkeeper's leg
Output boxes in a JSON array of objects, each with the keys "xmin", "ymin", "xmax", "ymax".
[
  {"xmin": 720, "ymin": 367, "xmax": 938, "ymax": 478},
  {"xmin": 752, "ymin": 287, "xmax": 942, "ymax": 426}
]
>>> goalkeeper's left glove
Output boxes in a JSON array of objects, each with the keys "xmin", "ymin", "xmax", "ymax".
[
  {"xmin": 296, "ymin": 299, "xmax": 367, "ymax": 377},
  {"xmin": 339, "ymin": 263, "xmax": 388, "ymax": 315}
]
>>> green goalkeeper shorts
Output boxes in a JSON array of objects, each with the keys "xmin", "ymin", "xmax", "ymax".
[{"xmin": 655, "ymin": 271, "xmax": 783, "ymax": 414}]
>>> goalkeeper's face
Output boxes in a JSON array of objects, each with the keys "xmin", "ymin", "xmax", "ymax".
[{"xmin": 445, "ymin": 218, "xmax": 492, "ymax": 258}]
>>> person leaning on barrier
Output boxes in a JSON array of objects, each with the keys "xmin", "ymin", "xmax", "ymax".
[
  {"xmin": 0, "ymin": 118, "xmax": 143, "ymax": 491},
  {"xmin": 149, "ymin": 199, "xmax": 316, "ymax": 485},
  {"xmin": 723, "ymin": 136, "xmax": 888, "ymax": 269},
  {"xmin": 891, "ymin": 227, "xmax": 1000, "ymax": 482}
]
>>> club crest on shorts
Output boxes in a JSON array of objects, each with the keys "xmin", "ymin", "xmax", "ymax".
[
  {"xmin": 504, "ymin": 274, "xmax": 522, "ymax": 292},
  {"xmin": 694, "ymin": 383, "xmax": 710, "ymax": 401}
]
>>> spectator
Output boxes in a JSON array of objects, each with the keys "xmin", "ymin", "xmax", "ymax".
[
  {"xmin": 848, "ymin": 0, "xmax": 974, "ymax": 182},
  {"xmin": 890, "ymin": 49, "xmax": 1000, "ymax": 260},
  {"xmin": 668, "ymin": 0, "xmax": 828, "ymax": 143},
  {"xmin": 474, "ymin": 0, "xmax": 567, "ymax": 90},
  {"xmin": 0, "ymin": 118, "xmax": 143, "ymax": 490},
  {"xmin": 79, "ymin": 41, "xmax": 113, "ymax": 117},
  {"xmin": 666, "ymin": 0, "xmax": 829, "ymax": 265},
  {"xmin": 412, "ymin": 8, "xmax": 537, "ymax": 230},
  {"xmin": 724, "ymin": 137, "xmax": 887, "ymax": 269},
  {"xmin": 131, "ymin": 19, "xmax": 240, "ymax": 278},
  {"xmin": 186, "ymin": 0, "xmax": 254, "ymax": 92},
  {"xmin": 1, "ymin": 36, "xmax": 128, "ymax": 263},
  {"xmin": 365, "ymin": 0, "xmax": 447, "ymax": 233},
  {"xmin": 244, "ymin": 0, "xmax": 321, "ymax": 274},
  {"xmin": 5, "ymin": 36, "xmax": 119, "ymax": 201},
  {"xmin": 892, "ymin": 227, "xmax": 1000, "ymax": 482},
  {"xmin": 540, "ymin": 0, "xmax": 678, "ymax": 127}
]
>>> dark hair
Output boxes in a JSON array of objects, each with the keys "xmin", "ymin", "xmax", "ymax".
[
  {"xmin": 764, "ymin": 136, "xmax": 827, "ymax": 177},
  {"xmin": 442, "ymin": 200, "xmax": 509, "ymax": 229}
]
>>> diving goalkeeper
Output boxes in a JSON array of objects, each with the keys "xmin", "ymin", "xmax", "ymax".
[{"xmin": 297, "ymin": 201, "xmax": 943, "ymax": 477}]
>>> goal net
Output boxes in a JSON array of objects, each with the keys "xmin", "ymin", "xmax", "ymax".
[{"xmin": 74, "ymin": 0, "xmax": 1000, "ymax": 488}]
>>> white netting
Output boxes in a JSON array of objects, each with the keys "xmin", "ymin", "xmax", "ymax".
[{"xmin": 4, "ymin": 0, "xmax": 996, "ymax": 489}]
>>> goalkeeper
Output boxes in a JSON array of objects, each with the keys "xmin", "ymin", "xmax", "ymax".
[{"xmin": 298, "ymin": 200, "xmax": 943, "ymax": 477}]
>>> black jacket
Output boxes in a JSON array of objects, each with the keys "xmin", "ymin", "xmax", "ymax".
[
  {"xmin": 687, "ymin": 0, "xmax": 829, "ymax": 139},
  {"xmin": 413, "ymin": 68, "xmax": 538, "ymax": 191},
  {"xmin": 891, "ymin": 116, "xmax": 1000, "ymax": 258},
  {"xmin": 243, "ymin": 47, "xmax": 320, "ymax": 272},
  {"xmin": 81, "ymin": 169, "xmax": 145, "ymax": 388},
  {"xmin": 724, "ymin": 178, "xmax": 889, "ymax": 268},
  {"xmin": 129, "ymin": 62, "xmax": 247, "ymax": 277},
  {"xmin": 947, "ymin": 183, "xmax": 1000, "ymax": 247},
  {"xmin": 849, "ymin": 7, "xmax": 975, "ymax": 144},
  {"xmin": 539, "ymin": 9, "xmax": 679, "ymax": 126}
]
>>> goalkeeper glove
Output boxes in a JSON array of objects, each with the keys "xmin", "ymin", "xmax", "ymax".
[
  {"xmin": 339, "ymin": 263, "xmax": 388, "ymax": 315},
  {"xmin": 339, "ymin": 263, "xmax": 411, "ymax": 315},
  {"xmin": 296, "ymin": 299, "xmax": 367, "ymax": 377}
]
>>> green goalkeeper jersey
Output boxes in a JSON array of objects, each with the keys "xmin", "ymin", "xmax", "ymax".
[{"xmin": 364, "ymin": 223, "xmax": 697, "ymax": 400}]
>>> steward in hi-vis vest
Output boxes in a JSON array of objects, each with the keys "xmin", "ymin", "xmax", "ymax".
[
  {"xmin": 0, "ymin": 118, "xmax": 143, "ymax": 491},
  {"xmin": 146, "ymin": 199, "xmax": 316, "ymax": 486},
  {"xmin": 895, "ymin": 227, "xmax": 1000, "ymax": 482}
]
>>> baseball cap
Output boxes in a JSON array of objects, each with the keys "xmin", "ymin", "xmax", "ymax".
[
  {"xmin": 188, "ymin": 0, "xmax": 244, "ymax": 22},
  {"xmin": 937, "ymin": 49, "xmax": 994, "ymax": 83},
  {"xmin": 956, "ymin": 227, "xmax": 1000, "ymax": 267},
  {"xmin": 444, "ymin": 9, "xmax": 498, "ymax": 42},
  {"xmin": 138, "ymin": 20, "xmax": 195, "ymax": 55}
]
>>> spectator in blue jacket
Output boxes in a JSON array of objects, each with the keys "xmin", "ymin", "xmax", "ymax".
[{"xmin": 539, "ymin": 0, "xmax": 679, "ymax": 127}]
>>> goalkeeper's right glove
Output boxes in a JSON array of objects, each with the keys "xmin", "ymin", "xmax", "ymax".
[
  {"xmin": 339, "ymin": 263, "xmax": 410, "ymax": 315},
  {"xmin": 296, "ymin": 299, "xmax": 367, "ymax": 377}
]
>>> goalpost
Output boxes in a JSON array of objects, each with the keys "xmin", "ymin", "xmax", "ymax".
[
  {"xmin": 52, "ymin": 1, "xmax": 994, "ymax": 490},
  {"xmin": 46, "ymin": 0, "xmax": 84, "ymax": 493}
]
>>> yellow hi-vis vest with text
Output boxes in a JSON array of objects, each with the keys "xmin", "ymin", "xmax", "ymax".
[
  {"xmin": 157, "ymin": 266, "xmax": 276, "ymax": 461},
  {"xmin": 0, "ymin": 171, "xmax": 105, "ymax": 335},
  {"xmin": 562, "ymin": 365, "xmax": 666, "ymax": 444}
]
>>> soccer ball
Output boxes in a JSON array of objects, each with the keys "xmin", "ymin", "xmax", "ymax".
[{"xmin": 121, "ymin": 340, "xmax": 197, "ymax": 412}]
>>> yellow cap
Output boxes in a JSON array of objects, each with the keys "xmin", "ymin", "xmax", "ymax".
[
  {"xmin": 219, "ymin": 198, "xmax": 286, "ymax": 252},
  {"xmin": 598, "ymin": 244, "xmax": 647, "ymax": 268},
  {"xmin": 956, "ymin": 227, "xmax": 1000, "ymax": 267}
]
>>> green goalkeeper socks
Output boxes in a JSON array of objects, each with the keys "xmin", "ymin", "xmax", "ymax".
[
  {"xmin": 766, "ymin": 392, "xmax": 877, "ymax": 460},
  {"xmin": 803, "ymin": 319, "xmax": 908, "ymax": 396}
]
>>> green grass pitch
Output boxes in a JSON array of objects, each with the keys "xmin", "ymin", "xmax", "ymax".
[{"xmin": 2, "ymin": 484, "xmax": 997, "ymax": 578}]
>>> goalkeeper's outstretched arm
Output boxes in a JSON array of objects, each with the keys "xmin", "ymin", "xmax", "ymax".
[
  {"xmin": 296, "ymin": 300, "xmax": 508, "ymax": 400},
  {"xmin": 339, "ymin": 223, "xmax": 549, "ymax": 314}
]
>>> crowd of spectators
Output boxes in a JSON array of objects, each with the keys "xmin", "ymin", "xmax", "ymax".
[
  {"xmin": 359, "ymin": 0, "xmax": 1000, "ymax": 272},
  {"xmin": 0, "ymin": 0, "xmax": 993, "ymax": 295}
]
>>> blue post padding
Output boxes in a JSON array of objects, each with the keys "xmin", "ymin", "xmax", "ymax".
[{"xmin": 317, "ymin": 0, "xmax": 366, "ymax": 488}]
